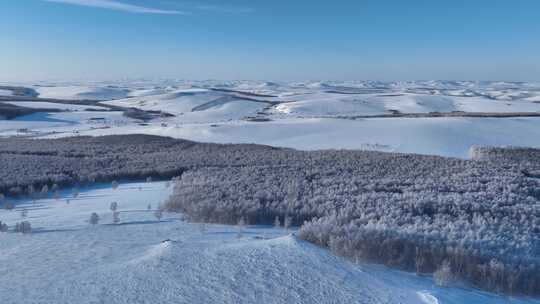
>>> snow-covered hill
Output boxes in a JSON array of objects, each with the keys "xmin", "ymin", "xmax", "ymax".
[
  {"xmin": 1, "ymin": 80, "xmax": 540, "ymax": 158},
  {"xmin": 1, "ymin": 181, "xmax": 537, "ymax": 304}
]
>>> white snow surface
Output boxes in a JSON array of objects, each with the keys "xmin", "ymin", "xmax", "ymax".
[
  {"xmin": 0, "ymin": 89, "xmax": 13, "ymax": 96},
  {"xmin": 1, "ymin": 181, "xmax": 538, "ymax": 304},
  {"xmin": 3, "ymin": 101, "xmax": 108, "ymax": 111},
  {"xmin": 35, "ymin": 85, "xmax": 130, "ymax": 100}
]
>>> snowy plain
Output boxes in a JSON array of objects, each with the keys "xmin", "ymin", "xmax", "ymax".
[{"xmin": 1, "ymin": 181, "xmax": 538, "ymax": 304}]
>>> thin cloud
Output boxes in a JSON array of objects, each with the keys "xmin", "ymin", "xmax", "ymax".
[
  {"xmin": 195, "ymin": 5, "xmax": 254, "ymax": 14},
  {"xmin": 43, "ymin": 0, "xmax": 186, "ymax": 15}
]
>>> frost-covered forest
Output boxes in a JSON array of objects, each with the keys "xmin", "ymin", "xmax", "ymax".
[
  {"xmin": 0, "ymin": 135, "xmax": 291, "ymax": 195},
  {"xmin": 1, "ymin": 135, "xmax": 539, "ymax": 295},
  {"xmin": 165, "ymin": 145, "xmax": 540, "ymax": 295}
]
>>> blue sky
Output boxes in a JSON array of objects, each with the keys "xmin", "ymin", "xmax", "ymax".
[{"xmin": 1, "ymin": 0, "xmax": 539, "ymax": 81}]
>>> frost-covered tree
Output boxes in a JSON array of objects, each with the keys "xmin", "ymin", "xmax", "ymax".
[
  {"xmin": 89, "ymin": 213, "xmax": 100, "ymax": 225},
  {"xmin": 41, "ymin": 185, "xmax": 49, "ymax": 198},
  {"xmin": 0, "ymin": 193, "xmax": 5, "ymax": 204},
  {"xmin": 4, "ymin": 201, "xmax": 14, "ymax": 211},
  {"xmin": 112, "ymin": 180, "xmax": 119, "ymax": 190},
  {"xmin": 284, "ymin": 216, "xmax": 292, "ymax": 231},
  {"xmin": 27, "ymin": 185, "xmax": 35, "ymax": 197},
  {"xmin": 434, "ymin": 260, "xmax": 454, "ymax": 287},
  {"xmin": 21, "ymin": 209, "xmax": 28, "ymax": 218},
  {"xmin": 14, "ymin": 221, "xmax": 31, "ymax": 234},
  {"xmin": 154, "ymin": 209, "xmax": 163, "ymax": 221},
  {"xmin": 72, "ymin": 187, "xmax": 79, "ymax": 198},
  {"xmin": 237, "ymin": 217, "xmax": 246, "ymax": 238},
  {"xmin": 147, "ymin": 203, "xmax": 152, "ymax": 211},
  {"xmin": 274, "ymin": 216, "xmax": 281, "ymax": 228},
  {"xmin": 53, "ymin": 190, "xmax": 60, "ymax": 200},
  {"xmin": 0, "ymin": 221, "xmax": 8, "ymax": 232},
  {"xmin": 199, "ymin": 222, "xmax": 207, "ymax": 234},
  {"xmin": 110, "ymin": 201, "xmax": 118, "ymax": 212},
  {"xmin": 28, "ymin": 185, "xmax": 37, "ymax": 203},
  {"xmin": 146, "ymin": 176, "xmax": 153, "ymax": 183},
  {"xmin": 112, "ymin": 211, "xmax": 120, "ymax": 224}
]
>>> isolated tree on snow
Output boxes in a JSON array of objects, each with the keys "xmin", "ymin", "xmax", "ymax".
[
  {"xmin": 51, "ymin": 182, "xmax": 59, "ymax": 200},
  {"xmin": 0, "ymin": 221, "xmax": 8, "ymax": 232},
  {"xmin": 434, "ymin": 260, "xmax": 454, "ymax": 287},
  {"xmin": 274, "ymin": 216, "xmax": 281, "ymax": 228},
  {"xmin": 112, "ymin": 211, "xmax": 120, "ymax": 224},
  {"xmin": 28, "ymin": 185, "xmax": 37, "ymax": 203},
  {"xmin": 4, "ymin": 201, "xmax": 14, "ymax": 211},
  {"xmin": 147, "ymin": 203, "xmax": 152, "ymax": 211},
  {"xmin": 72, "ymin": 187, "xmax": 79, "ymax": 198},
  {"xmin": 41, "ymin": 185, "xmax": 49, "ymax": 198},
  {"xmin": 21, "ymin": 209, "xmax": 28, "ymax": 218},
  {"xmin": 14, "ymin": 221, "xmax": 31, "ymax": 234},
  {"xmin": 146, "ymin": 176, "xmax": 153, "ymax": 183},
  {"xmin": 154, "ymin": 209, "xmax": 163, "ymax": 222},
  {"xmin": 237, "ymin": 217, "xmax": 246, "ymax": 238},
  {"xmin": 110, "ymin": 201, "xmax": 118, "ymax": 212},
  {"xmin": 112, "ymin": 180, "xmax": 119, "ymax": 190},
  {"xmin": 284, "ymin": 216, "xmax": 292, "ymax": 231},
  {"xmin": 199, "ymin": 222, "xmax": 207, "ymax": 234},
  {"xmin": 89, "ymin": 213, "xmax": 100, "ymax": 226}
]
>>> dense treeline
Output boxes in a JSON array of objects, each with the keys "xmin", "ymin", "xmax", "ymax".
[
  {"xmin": 165, "ymin": 146, "xmax": 540, "ymax": 295},
  {"xmin": 0, "ymin": 134, "xmax": 294, "ymax": 195},
  {"xmin": 1, "ymin": 135, "xmax": 539, "ymax": 295}
]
